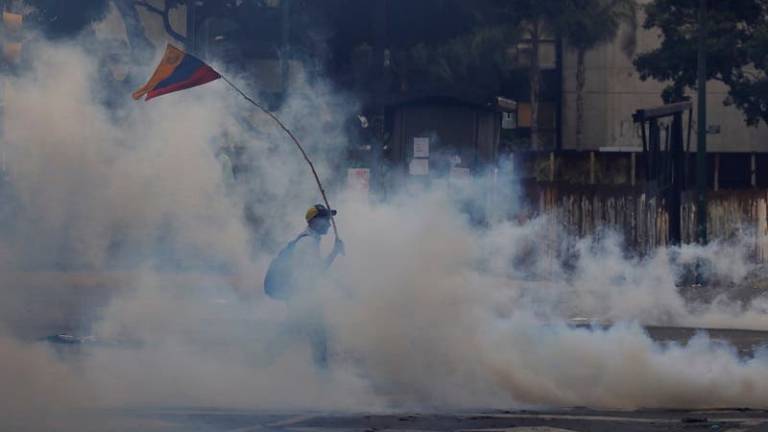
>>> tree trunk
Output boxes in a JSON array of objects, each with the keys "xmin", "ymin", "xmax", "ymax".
[
  {"xmin": 576, "ymin": 48, "xmax": 586, "ymax": 150},
  {"xmin": 529, "ymin": 20, "xmax": 541, "ymax": 150}
]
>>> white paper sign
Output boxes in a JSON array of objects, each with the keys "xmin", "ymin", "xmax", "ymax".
[
  {"xmin": 409, "ymin": 158, "xmax": 429, "ymax": 176},
  {"xmin": 413, "ymin": 137, "xmax": 430, "ymax": 158},
  {"xmin": 450, "ymin": 166, "xmax": 471, "ymax": 179},
  {"xmin": 346, "ymin": 168, "xmax": 370, "ymax": 193}
]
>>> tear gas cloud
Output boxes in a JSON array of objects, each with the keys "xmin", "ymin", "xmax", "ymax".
[{"xmin": 1, "ymin": 33, "xmax": 767, "ymax": 430}]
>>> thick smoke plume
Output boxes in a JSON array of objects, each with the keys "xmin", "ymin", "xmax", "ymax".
[{"xmin": 1, "ymin": 31, "xmax": 767, "ymax": 430}]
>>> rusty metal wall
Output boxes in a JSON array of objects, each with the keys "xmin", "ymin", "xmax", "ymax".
[
  {"xmin": 681, "ymin": 191, "xmax": 768, "ymax": 261},
  {"xmin": 529, "ymin": 184, "xmax": 768, "ymax": 260}
]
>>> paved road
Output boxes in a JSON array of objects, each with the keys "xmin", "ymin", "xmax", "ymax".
[
  {"xmin": 104, "ymin": 408, "xmax": 768, "ymax": 432},
  {"xmin": 32, "ymin": 324, "xmax": 768, "ymax": 432},
  {"xmin": 94, "ymin": 323, "xmax": 768, "ymax": 431}
]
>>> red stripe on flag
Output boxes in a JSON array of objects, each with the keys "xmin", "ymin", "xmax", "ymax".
[{"xmin": 145, "ymin": 66, "xmax": 221, "ymax": 101}]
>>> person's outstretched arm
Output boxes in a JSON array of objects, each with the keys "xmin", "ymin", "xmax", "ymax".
[{"xmin": 324, "ymin": 238, "xmax": 345, "ymax": 269}]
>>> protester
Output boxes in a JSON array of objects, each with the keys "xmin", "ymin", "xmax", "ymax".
[{"xmin": 264, "ymin": 204, "xmax": 344, "ymax": 367}]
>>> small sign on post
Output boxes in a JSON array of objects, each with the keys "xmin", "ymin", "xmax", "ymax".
[
  {"xmin": 413, "ymin": 137, "xmax": 430, "ymax": 158},
  {"xmin": 409, "ymin": 158, "xmax": 429, "ymax": 176},
  {"xmin": 347, "ymin": 168, "xmax": 370, "ymax": 194}
]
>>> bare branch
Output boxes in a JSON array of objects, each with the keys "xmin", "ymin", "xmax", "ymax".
[
  {"xmin": 133, "ymin": 0, "xmax": 187, "ymax": 44},
  {"xmin": 134, "ymin": 0, "xmax": 162, "ymax": 15}
]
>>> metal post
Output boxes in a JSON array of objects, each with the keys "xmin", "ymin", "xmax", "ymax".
[
  {"xmin": 669, "ymin": 112, "xmax": 683, "ymax": 245},
  {"xmin": 371, "ymin": 0, "xmax": 388, "ymax": 197},
  {"xmin": 696, "ymin": 0, "xmax": 708, "ymax": 244},
  {"xmin": 549, "ymin": 152, "xmax": 555, "ymax": 182},
  {"xmin": 632, "ymin": 103, "xmax": 693, "ymax": 245},
  {"xmin": 649, "ymin": 119, "xmax": 660, "ymax": 185}
]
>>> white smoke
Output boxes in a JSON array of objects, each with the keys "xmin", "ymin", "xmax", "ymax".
[
  {"xmin": 328, "ymin": 189, "xmax": 768, "ymax": 408},
  {"xmin": 1, "ymin": 30, "xmax": 767, "ymax": 432}
]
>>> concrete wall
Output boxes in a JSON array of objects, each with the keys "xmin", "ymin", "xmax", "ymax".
[{"xmin": 561, "ymin": 0, "xmax": 768, "ymax": 153}]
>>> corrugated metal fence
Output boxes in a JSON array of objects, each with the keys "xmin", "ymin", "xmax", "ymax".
[{"xmin": 531, "ymin": 184, "xmax": 768, "ymax": 260}]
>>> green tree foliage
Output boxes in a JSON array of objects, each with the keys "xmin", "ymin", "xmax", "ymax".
[
  {"xmin": 728, "ymin": 13, "xmax": 768, "ymax": 125},
  {"xmin": 24, "ymin": 0, "xmax": 110, "ymax": 38},
  {"xmin": 380, "ymin": 0, "xmax": 521, "ymax": 97},
  {"xmin": 18, "ymin": 0, "xmax": 154, "ymax": 55},
  {"xmin": 634, "ymin": 0, "xmax": 768, "ymax": 126},
  {"xmin": 404, "ymin": 24, "xmax": 521, "ymax": 90},
  {"xmin": 562, "ymin": 0, "xmax": 636, "ymax": 56}
]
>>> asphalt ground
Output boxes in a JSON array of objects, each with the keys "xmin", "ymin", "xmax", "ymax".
[
  {"xmin": 7, "ymin": 273, "xmax": 768, "ymax": 431},
  {"xmin": 45, "ymin": 325, "xmax": 768, "ymax": 431},
  {"xmin": 101, "ymin": 407, "xmax": 768, "ymax": 432}
]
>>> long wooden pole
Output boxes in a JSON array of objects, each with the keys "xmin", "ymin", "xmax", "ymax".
[{"xmin": 220, "ymin": 76, "xmax": 339, "ymax": 239}]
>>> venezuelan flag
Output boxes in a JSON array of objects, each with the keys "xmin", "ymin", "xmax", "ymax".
[{"xmin": 132, "ymin": 44, "xmax": 220, "ymax": 101}]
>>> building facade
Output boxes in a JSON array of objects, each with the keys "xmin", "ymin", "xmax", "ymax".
[{"xmin": 560, "ymin": 0, "xmax": 768, "ymax": 190}]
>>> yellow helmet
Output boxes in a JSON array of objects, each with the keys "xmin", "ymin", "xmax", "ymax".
[{"xmin": 305, "ymin": 204, "xmax": 337, "ymax": 222}]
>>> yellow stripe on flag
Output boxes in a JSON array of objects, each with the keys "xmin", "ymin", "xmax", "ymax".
[
  {"xmin": 2, "ymin": 42, "xmax": 21, "ymax": 63},
  {"xmin": 2, "ymin": 12, "xmax": 22, "ymax": 32},
  {"xmin": 132, "ymin": 44, "xmax": 186, "ymax": 100}
]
